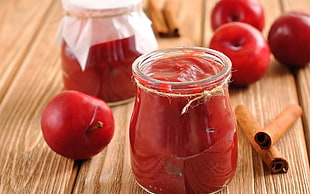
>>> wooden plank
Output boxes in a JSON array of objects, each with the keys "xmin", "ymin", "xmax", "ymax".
[
  {"xmin": 296, "ymin": 67, "xmax": 310, "ymax": 160},
  {"xmin": 203, "ymin": 0, "xmax": 310, "ymax": 193},
  {"xmin": 281, "ymin": 0, "xmax": 310, "ymax": 163},
  {"xmin": 0, "ymin": 0, "xmax": 54, "ymax": 102},
  {"xmin": 72, "ymin": 0, "xmax": 204, "ymax": 193},
  {"xmin": 152, "ymin": 0, "xmax": 204, "ymax": 48},
  {"xmin": 270, "ymin": 0, "xmax": 310, "ymax": 193},
  {"xmin": 0, "ymin": 0, "xmax": 308, "ymax": 194},
  {"xmin": 203, "ymin": 1, "xmax": 257, "ymax": 192},
  {"xmin": 0, "ymin": 1, "xmax": 78, "ymax": 193},
  {"xmin": 72, "ymin": 103, "xmax": 135, "ymax": 193}
]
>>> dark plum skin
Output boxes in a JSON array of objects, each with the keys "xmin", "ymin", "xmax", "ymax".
[
  {"xmin": 268, "ymin": 11, "xmax": 310, "ymax": 67},
  {"xmin": 41, "ymin": 90, "xmax": 114, "ymax": 160},
  {"xmin": 210, "ymin": 22, "xmax": 270, "ymax": 86},
  {"xmin": 211, "ymin": 0, "xmax": 265, "ymax": 31}
]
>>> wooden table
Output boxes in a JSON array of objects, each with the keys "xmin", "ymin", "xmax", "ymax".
[{"xmin": 0, "ymin": 0, "xmax": 309, "ymax": 193}]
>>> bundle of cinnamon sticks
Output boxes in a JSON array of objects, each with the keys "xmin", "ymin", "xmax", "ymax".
[
  {"xmin": 235, "ymin": 104, "xmax": 303, "ymax": 174},
  {"xmin": 147, "ymin": 0, "xmax": 180, "ymax": 37}
]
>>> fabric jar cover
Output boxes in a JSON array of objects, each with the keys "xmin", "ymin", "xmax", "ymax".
[{"xmin": 56, "ymin": 0, "xmax": 158, "ymax": 71}]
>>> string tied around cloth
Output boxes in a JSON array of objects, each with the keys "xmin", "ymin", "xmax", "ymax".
[
  {"xmin": 63, "ymin": 4, "xmax": 141, "ymax": 19},
  {"xmin": 134, "ymin": 75, "xmax": 231, "ymax": 115}
]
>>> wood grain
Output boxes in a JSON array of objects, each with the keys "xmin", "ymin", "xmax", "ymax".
[
  {"xmin": 72, "ymin": 103, "xmax": 135, "ymax": 193},
  {"xmin": 277, "ymin": 0, "xmax": 310, "ymax": 191},
  {"xmin": 73, "ymin": 0, "xmax": 204, "ymax": 193},
  {"xmin": 0, "ymin": 1, "xmax": 75, "ymax": 193},
  {"xmin": 203, "ymin": 0, "xmax": 310, "ymax": 193},
  {"xmin": 282, "ymin": 0, "xmax": 310, "ymax": 162},
  {"xmin": 156, "ymin": 0, "xmax": 204, "ymax": 48},
  {"xmin": 0, "ymin": 0, "xmax": 309, "ymax": 193},
  {"xmin": 0, "ymin": 0, "xmax": 55, "ymax": 102}
]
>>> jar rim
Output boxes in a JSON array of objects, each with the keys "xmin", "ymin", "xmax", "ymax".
[
  {"xmin": 63, "ymin": 0, "xmax": 141, "ymax": 11},
  {"xmin": 63, "ymin": 0, "xmax": 141, "ymax": 18},
  {"xmin": 132, "ymin": 47, "xmax": 232, "ymax": 88}
]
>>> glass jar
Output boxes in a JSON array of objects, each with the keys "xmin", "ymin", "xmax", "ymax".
[
  {"xmin": 130, "ymin": 47, "xmax": 238, "ymax": 194},
  {"xmin": 57, "ymin": 0, "xmax": 157, "ymax": 105}
]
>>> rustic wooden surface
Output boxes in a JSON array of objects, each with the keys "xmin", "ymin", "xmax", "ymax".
[{"xmin": 0, "ymin": 0, "xmax": 309, "ymax": 193}]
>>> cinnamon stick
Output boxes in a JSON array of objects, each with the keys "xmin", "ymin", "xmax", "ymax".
[
  {"xmin": 148, "ymin": 0, "xmax": 169, "ymax": 36},
  {"xmin": 163, "ymin": 0, "xmax": 180, "ymax": 37},
  {"xmin": 254, "ymin": 104, "xmax": 303, "ymax": 149},
  {"xmin": 235, "ymin": 104, "xmax": 289, "ymax": 173}
]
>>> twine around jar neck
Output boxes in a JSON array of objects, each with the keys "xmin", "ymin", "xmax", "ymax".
[
  {"xmin": 64, "ymin": 4, "xmax": 141, "ymax": 19},
  {"xmin": 134, "ymin": 75, "xmax": 231, "ymax": 115}
]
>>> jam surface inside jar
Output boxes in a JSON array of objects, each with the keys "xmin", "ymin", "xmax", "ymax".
[
  {"xmin": 143, "ymin": 55, "xmax": 223, "ymax": 82},
  {"xmin": 61, "ymin": 36, "xmax": 140, "ymax": 104},
  {"xmin": 130, "ymin": 48, "xmax": 238, "ymax": 194}
]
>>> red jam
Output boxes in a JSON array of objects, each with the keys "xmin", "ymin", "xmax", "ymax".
[
  {"xmin": 143, "ymin": 56, "xmax": 223, "ymax": 82},
  {"xmin": 61, "ymin": 36, "xmax": 140, "ymax": 103},
  {"xmin": 130, "ymin": 51, "xmax": 238, "ymax": 194}
]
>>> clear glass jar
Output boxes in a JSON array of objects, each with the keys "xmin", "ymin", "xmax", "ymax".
[
  {"xmin": 130, "ymin": 47, "xmax": 238, "ymax": 194},
  {"xmin": 57, "ymin": 0, "xmax": 157, "ymax": 105}
]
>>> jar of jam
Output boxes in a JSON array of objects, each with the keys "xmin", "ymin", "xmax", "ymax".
[
  {"xmin": 130, "ymin": 47, "xmax": 238, "ymax": 193},
  {"xmin": 57, "ymin": 0, "xmax": 157, "ymax": 105}
]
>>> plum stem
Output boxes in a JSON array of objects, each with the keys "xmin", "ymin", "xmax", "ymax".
[{"xmin": 89, "ymin": 121, "xmax": 104, "ymax": 130}]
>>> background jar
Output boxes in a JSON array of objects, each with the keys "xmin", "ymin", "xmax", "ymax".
[
  {"xmin": 130, "ymin": 47, "xmax": 238, "ymax": 194},
  {"xmin": 57, "ymin": 0, "xmax": 157, "ymax": 105}
]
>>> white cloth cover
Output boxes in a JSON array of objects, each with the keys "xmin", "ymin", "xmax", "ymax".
[{"xmin": 56, "ymin": 0, "xmax": 157, "ymax": 71}]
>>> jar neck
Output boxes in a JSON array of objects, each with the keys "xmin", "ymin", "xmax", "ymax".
[{"xmin": 132, "ymin": 47, "xmax": 232, "ymax": 95}]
